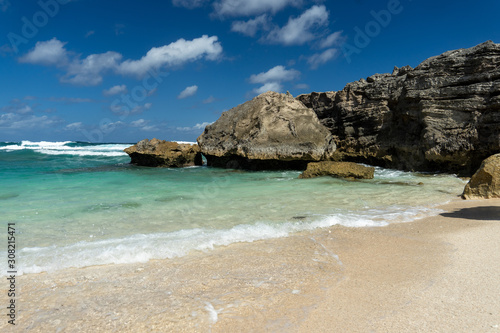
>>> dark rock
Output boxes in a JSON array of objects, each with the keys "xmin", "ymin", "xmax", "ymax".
[
  {"xmin": 124, "ymin": 139, "xmax": 202, "ymax": 167},
  {"xmin": 462, "ymin": 153, "xmax": 500, "ymax": 199},
  {"xmin": 197, "ymin": 91, "xmax": 336, "ymax": 170},
  {"xmin": 299, "ymin": 161, "xmax": 375, "ymax": 179},
  {"xmin": 297, "ymin": 41, "xmax": 500, "ymax": 176}
]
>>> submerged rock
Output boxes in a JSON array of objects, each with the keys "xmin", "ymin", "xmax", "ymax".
[
  {"xmin": 297, "ymin": 41, "xmax": 500, "ymax": 176},
  {"xmin": 462, "ymin": 153, "xmax": 500, "ymax": 199},
  {"xmin": 197, "ymin": 91, "xmax": 336, "ymax": 170},
  {"xmin": 124, "ymin": 139, "xmax": 202, "ymax": 167},
  {"xmin": 299, "ymin": 161, "xmax": 375, "ymax": 179}
]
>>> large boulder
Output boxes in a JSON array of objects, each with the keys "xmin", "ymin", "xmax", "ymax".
[
  {"xmin": 297, "ymin": 41, "xmax": 500, "ymax": 176},
  {"xmin": 462, "ymin": 153, "xmax": 500, "ymax": 199},
  {"xmin": 197, "ymin": 91, "xmax": 336, "ymax": 170},
  {"xmin": 124, "ymin": 139, "xmax": 202, "ymax": 167},
  {"xmin": 299, "ymin": 161, "xmax": 375, "ymax": 179}
]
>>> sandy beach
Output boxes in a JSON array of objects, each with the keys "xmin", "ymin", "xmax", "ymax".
[{"xmin": 4, "ymin": 197, "xmax": 500, "ymax": 332}]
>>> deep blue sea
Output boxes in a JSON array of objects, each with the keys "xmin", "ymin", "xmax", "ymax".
[{"xmin": 0, "ymin": 141, "xmax": 466, "ymax": 275}]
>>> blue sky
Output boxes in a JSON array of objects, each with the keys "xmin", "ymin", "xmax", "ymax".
[{"xmin": 0, "ymin": 0, "xmax": 499, "ymax": 143}]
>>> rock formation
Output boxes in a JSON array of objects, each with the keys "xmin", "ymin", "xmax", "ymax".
[
  {"xmin": 297, "ymin": 41, "xmax": 500, "ymax": 176},
  {"xmin": 299, "ymin": 161, "xmax": 375, "ymax": 179},
  {"xmin": 462, "ymin": 153, "xmax": 500, "ymax": 199},
  {"xmin": 124, "ymin": 139, "xmax": 203, "ymax": 167},
  {"xmin": 197, "ymin": 91, "xmax": 336, "ymax": 170}
]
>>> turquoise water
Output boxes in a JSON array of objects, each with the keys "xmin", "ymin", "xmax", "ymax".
[{"xmin": 0, "ymin": 141, "xmax": 466, "ymax": 275}]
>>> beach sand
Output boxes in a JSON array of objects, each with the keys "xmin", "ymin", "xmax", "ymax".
[{"xmin": 3, "ymin": 198, "xmax": 500, "ymax": 332}]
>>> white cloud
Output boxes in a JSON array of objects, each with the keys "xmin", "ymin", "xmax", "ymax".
[
  {"xmin": 49, "ymin": 97, "xmax": 94, "ymax": 103},
  {"xmin": 294, "ymin": 83, "xmax": 309, "ymax": 90},
  {"xmin": 103, "ymin": 85, "xmax": 127, "ymax": 96},
  {"xmin": 249, "ymin": 65, "xmax": 300, "ymax": 84},
  {"xmin": 253, "ymin": 82, "xmax": 283, "ymax": 94},
  {"xmin": 213, "ymin": 0, "xmax": 301, "ymax": 17},
  {"xmin": 319, "ymin": 31, "xmax": 343, "ymax": 49},
  {"xmin": 172, "ymin": 0, "xmax": 208, "ymax": 9},
  {"xmin": 0, "ymin": 113, "xmax": 60, "ymax": 130},
  {"xmin": 65, "ymin": 122, "xmax": 84, "ymax": 131},
  {"xmin": 249, "ymin": 65, "xmax": 300, "ymax": 94},
  {"xmin": 19, "ymin": 38, "xmax": 69, "ymax": 66},
  {"xmin": 307, "ymin": 48, "xmax": 338, "ymax": 69},
  {"xmin": 202, "ymin": 96, "xmax": 216, "ymax": 104},
  {"xmin": 265, "ymin": 5, "xmax": 329, "ymax": 45},
  {"xmin": 19, "ymin": 36, "xmax": 223, "ymax": 86},
  {"xmin": 177, "ymin": 121, "xmax": 213, "ymax": 131},
  {"xmin": 85, "ymin": 30, "xmax": 95, "ymax": 38},
  {"xmin": 130, "ymin": 119, "xmax": 148, "ymax": 127},
  {"xmin": 130, "ymin": 118, "xmax": 159, "ymax": 131},
  {"xmin": 111, "ymin": 102, "xmax": 152, "ymax": 116},
  {"xmin": 1, "ymin": 100, "xmax": 34, "ymax": 114},
  {"xmin": 231, "ymin": 14, "xmax": 270, "ymax": 37},
  {"xmin": 62, "ymin": 51, "xmax": 123, "ymax": 86},
  {"xmin": 118, "ymin": 35, "xmax": 222, "ymax": 77},
  {"xmin": 178, "ymin": 85, "xmax": 198, "ymax": 99}
]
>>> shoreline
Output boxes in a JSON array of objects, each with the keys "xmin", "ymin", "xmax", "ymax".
[{"xmin": 3, "ymin": 198, "xmax": 500, "ymax": 332}]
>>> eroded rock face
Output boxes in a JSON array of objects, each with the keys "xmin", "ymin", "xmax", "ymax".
[
  {"xmin": 297, "ymin": 41, "xmax": 500, "ymax": 176},
  {"xmin": 124, "ymin": 139, "xmax": 202, "ymax": 167},
  {"xmin": 197, "ymin": 91, "xmax": 336, "ymax": 170},
  {"xmin": 299, "ymin": 161, "xmax": 375, "ymax": 179},
  {"xmin": 462, "ymin": 153, "xmax": 500, "ymax": 199}
]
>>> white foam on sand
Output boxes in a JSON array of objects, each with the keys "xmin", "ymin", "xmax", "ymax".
[{"xmin": 14, "ymin": 204, "xmax": 444, "ymax": 275}]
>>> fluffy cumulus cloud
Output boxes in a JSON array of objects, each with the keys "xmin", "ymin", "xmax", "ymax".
[
  {"xmin": 177, "ymin": 121, "xmax": 213, "ymax": 131},
  {"xmin": 231, "ymin": 14, "xmax": 270, "ymax": 37},
  {"xmin": 19, "ymin": 36, "xmax": 223, "ymax": 86},
  {"xmin": 103, "ymin": 85, "xmax": 127, "ymax": 96},
  {"xmin": 178, "ymin": 85, "xmax": 199, "ymax": 99},
  {"xmin": 213, "ymin": 0, "xmax": 301, "ymax": 17},
  {"xmin": 19, "ymin": 38, "xmax": 69, "ymax": 66},
  {"xmin": 307, "ymin": 48, "xmax": 338, "ymax": 69},
  {"xmin": 118, "ymin": 35, "xmax": 222, "ymax": 77},
  {"xmin": 265, "ymin": 5, "xmax": 329, "ymax": 45},
  {"xmin": 249, "ymin": 65, "xmax": 300, "ymax": 94},
  {"xmin": 172, "ymin": 0, "xmax": 208, "ymax": 9},
  {"xmin": 249, "ymin": 65, "xmax": 300, "ymax": 84}
]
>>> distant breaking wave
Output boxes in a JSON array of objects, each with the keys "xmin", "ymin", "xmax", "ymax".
[{"xmin": 0, "ymin": 140, "xmax": 196, "ymax": 157}]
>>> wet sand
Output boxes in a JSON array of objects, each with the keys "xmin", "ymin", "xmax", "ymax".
[{"xmin": 3, "ymin": 198, "xmax": 500, "ymax": 332}]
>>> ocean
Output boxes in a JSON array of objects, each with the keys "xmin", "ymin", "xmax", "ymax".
[{"xmin": 0, "ymin": 141, "xmax": 467, "ymax": 275}]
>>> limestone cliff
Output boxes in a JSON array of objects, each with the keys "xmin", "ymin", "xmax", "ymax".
[
  {"xmin": 298, "ymin": 41, "xmax": 500, "ymax": 176},
  {"xmin": 124, "ymin": 139, "xmax": 202, "ymax": 167},
  {"xmin": 197, "ymin": 91, "xmax": 336, "ymax": 169}
]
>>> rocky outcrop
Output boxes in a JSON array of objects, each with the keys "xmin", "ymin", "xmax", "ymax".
[
  {"xmin": 299, "ymin": 161, "xmax": 375, "ymax": 179},
  {"xmin": 197, "ymin": 91, "xmax": 336, "ymax": 170},
  {"xmin": 124, "ymin": 139, "xmax": 202, "ymax": 167},
  {"xmin": 297, "ymin": 41, "xmax": 500, "ymax": 176},
  {"xmin": 462, "ymin": 154, "xmax": 500, "ymax": 199}
]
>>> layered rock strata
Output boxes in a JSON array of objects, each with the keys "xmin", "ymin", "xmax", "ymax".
[
  {"xmin": 297, "ymin": 41, "xmax": 500, "ymax": 176},
  {"xmin": 299, "ymin": 161, "xmax": 375, "ymax": 179},
  {"xmin": 197, "ymin": 91, "xmax": 336, "ymax": 170},
  {"xmin": 124, "ymin": 139, "xmax": 202, "ymax": 167}
]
